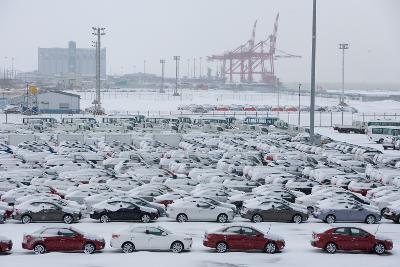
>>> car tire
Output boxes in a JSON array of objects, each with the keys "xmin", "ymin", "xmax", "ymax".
[
  {"xmin": 251, "ymin": 214, "xmax": 263, "ymax": 223},
  {"xmin": 122, "ymin": 242, "xmax": 135, "ymax": 253},
  {"xmin": 380, "ymin": 208, "xmax": 388, "ymax": 216},
  {"xmin": 216, "ymin": 242, "xmax": 228, "ymax": 253},
  {"xmin": 33, "ymin": 244, "xmax": 46, "ymax": 254},
  {"xmin": 217, "ymin": 213, "xmax": 228, "ymax": 223},
  {"xmin": 325, "ymin": 215, "xmax": 336, "ymax": 224},
  {"xmin": 141, "ymin": 213, "xmax": 151, "ymax": 223},
  {"xmin": 325, "ymin": 242, "xmax": 337, "ymax": 254},
  {"xmin": 264, "ymin": 242, "xmax": 277, "ymax": 254},
  {"xmin": 99, "ymin": 214, "xmax": 110, "ymax": 223},
  {"xmin": 63, "ymin": 214, "xmax": 74, "ymax": 224},
  {"xmin": 171, "ymin": 241, "xmax": 184, "ymax": 253},
  {"xmin": 374, "ymin": 243, "xmax": 385, "ymax": 255},
  {"xmin": 83, "ymin": 243, "xmax": 96, "ymax": 254},
  {"xmin": 292, "ymin": 214, "xmax": 303, "ymax": 224},
  {"xmin": 21, "ymin": 215, "xmax": 32, "ymax": 224},
  {"xmin": 365, "ymin": 215, "xmax": 376, "ymax": 224},
  {"xmin": 176, "ymin": 213, "xmax": 188, "ymax": 223}
]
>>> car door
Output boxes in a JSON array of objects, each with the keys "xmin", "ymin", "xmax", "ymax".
[
  {"xmin": 195, "ymin": 201, "xmax": 212, "ymax": 220},
  {"xmin": 130, "ymin": 227, "xmax": 148, "ymax": 250},
  {"xmin": 145, "ymin": 227, "xmax": 168, "ymax": 250},
  {"xmin": 223, "ymin": 226, "xmax": 244, "ymax": 250},
  {"xmin": 41, "ymin": 203, "xmax": 62, "ymax": 222},
  {"xmin": 350, "ymin": 228, "xmax": 373, "ymax": 251},
  {"xmin": 274, "ymin": 204, "xmax": 292, "ymax": 222},
  {"xmin": 261, "ymin": 202, "xmax": 278, "ymax": 221},
  {"xmin": 41, "ymin": 228, "xmax": 62, "ymax": 252},
  {"xmin": 332, "ymin": 228, "xmax": 352, "ymax": 250},
  {"xmin": 126, "ymin": 203, "xmax": 142, "ymax": 221},
  {"xmin": 58, "ymin": 228, "xmax": 79, "ymax": 251},
  {"xmin": 117, "ymin": 201, "xmax": 134, "ymax": 221},
  {"xmin": 241, "ymin": 227, "xmax": 264, "ymax": 250}
]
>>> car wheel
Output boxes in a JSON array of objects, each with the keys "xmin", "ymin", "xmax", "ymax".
[
  {"xmin": 33, "ymin": 244, "xmax": 46, "ymax": 254},
  {"xmin": 21, "ymin": 215, "xmax": 32, "ymax": 224},
  {"xmin": 325, "ymin": 215, "xmax": 336, "ymax": 224},
  {"xmin": 141, "ymin": 214, "xmax": 151, "ymax": 223},
  {"xmin": 365, "ymin": 215, "xmax": 376, "ymax": 224},
  {"xmin": 325, "ymin": 242, "xmax": 337, "ymax": 254},
  {"xmin": 83, "ymin": 243, "xmax": 96, "ymax": 254},
  {"xmin": 122, "ymin": 242, "xmax": 135, "ymax": 253},
  {"xmin": 374, "ymin": 243, "xmax": 385, "ymax": 255},
  {"xmin": 63, "ymin": 214, "xmax": 73, "ymax": 224},
  {"xmin": 171, "ymin": 241, "xmax": 184, "ymax": 253},
  {"xmin": 380, "ymin": 208, "xmax": 388, "ymax": 216},
  {"xmin": 251, "ymin": 214, "xmax": 263, "ymax": 223},
  {"xmin": 100, "ymin": 214, "xmax": 110, "ymax": 223},
  {"xmin": 396, "ymin": 216, "xmax": 400, "ymax": 224},
  {"xmin": 176, "ymin": 213, "xmax": 188, "ymax": 223},
  {"xmin": 216, "ymin": 242, "xmax": 228, "ymax": 253},
  {"xmin": 292, "ymin": 214, "xmax": 303, "ymax": 224},
  {"xmin": 217, "ymin": 213, "xmax": 228, "ymax": 223},
  {"xmin": 264, "ymin": 242, "xmax": 277, "ymax": 254}
]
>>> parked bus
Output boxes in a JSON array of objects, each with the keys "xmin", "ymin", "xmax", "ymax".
[
  {"xmin": 367, "ymin": 126, "xmax": 400, "ymax": 143},
  {"xmin": 243, "ymin": 116, "xmax": 279, "ymax": 126},
  {"xmin": 367, "ymin": 120, "xmax": 400, "ymax": 127}
]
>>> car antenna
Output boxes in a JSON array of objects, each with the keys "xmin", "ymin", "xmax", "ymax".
[{"xmin": 374, "ymin": 224, "xmax": 381, "ymax": 235}]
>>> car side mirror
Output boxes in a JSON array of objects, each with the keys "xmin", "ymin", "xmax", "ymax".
[
  {"xmin": 272, "ymin": 205, "xmax": 275, "ymax": 209},
  {"xmin": 145, "ymin": 230, "xmax": 149, "ymax": 234},
  {"xmin": 162, "ymin": 232, "xmax": 167, "ymax": 236},
  {"xmin": 196, "ymin": 204, "xmax": 200, "ymax": 207},
  {"xmin": 211, "ymin": 206, "xmax": 215, "ymax": 209}
]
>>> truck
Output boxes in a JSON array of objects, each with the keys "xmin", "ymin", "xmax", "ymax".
[{"xmin": 333, "ymin": 121, "xmax": 367, "ymax": 134}]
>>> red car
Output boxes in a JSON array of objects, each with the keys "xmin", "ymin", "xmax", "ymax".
[
  {"xmin": 0, "ymin": 236, "xmax": 12, "ymax": 253},
  {"xmin": 22, "ymin": 227, "xmax": 105, "ymax": 254},
  {"xmin": 203, "ymin": 224, "xmax": 285, "ymax": 253},
  {"xmin": 311, "ymin": 227, "xmax": 393, "ymax": 255}
]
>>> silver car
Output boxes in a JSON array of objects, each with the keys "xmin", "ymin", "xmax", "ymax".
[{"xmin": 313, "ymin": 202, "xmax": 381, "ymax": 224}]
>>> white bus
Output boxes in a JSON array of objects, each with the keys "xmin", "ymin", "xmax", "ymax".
[
  {"xmin": 367, "ymin": 126, "xmax": 400, "ymax": 143},
  {"xmin": 367, "ymin": 120, "xmax": 400, "ymax": 127}
]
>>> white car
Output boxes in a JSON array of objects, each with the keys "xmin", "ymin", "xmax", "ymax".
[
  {"xmin": 110, "ymin": 226, "xmax": 192, "ymax": 253},
  {"xmin": 167, "ymin": 199, "xmax": 234, "ymax": 223}
]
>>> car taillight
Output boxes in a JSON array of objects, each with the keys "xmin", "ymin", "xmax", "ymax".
[{"xmin": 112, "ymin": 234, "xmax": 120, "ymax": 239}]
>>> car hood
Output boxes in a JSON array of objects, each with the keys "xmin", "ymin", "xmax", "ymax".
[{"xmin": 375, "ymin": 234, "xmax": 392, "ymax": 242}]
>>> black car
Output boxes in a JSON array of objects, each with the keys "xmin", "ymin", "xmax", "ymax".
[{"xmin": 89, "ymin": 200, "xmax": 158, "ymax": 223}]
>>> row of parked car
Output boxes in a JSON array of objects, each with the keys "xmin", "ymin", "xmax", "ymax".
[
  {"xmin": 0, "ymin": 120, "xmax": 400, "ymax": 231},
  {"xmin": 0, "ymin": 225, "xmax": 393, "ymax": 255}
]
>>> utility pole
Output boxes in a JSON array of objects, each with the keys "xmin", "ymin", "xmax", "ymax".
[
  {"xmin": 92, "ymin": 26, "xmax": 106, "ymax": 115},
  {"xmin": 143, "ymin": 60, "xmax": 146, "ymax": 85},
  {"xmin": 310, "ymin": 0, "xmax": 317, "ymax": 143},
  {"xmin": 160, "ymin": 59, "xmax": 165, "ymax": 93},
  {"xmin": 11, "ymin": 57, "xmax": 14, "ymax": 79},
  {"xmin": 199, "ymin": 57, "xmax": 202, "ymax": 78},
  {"xmin": 187, "ymin": 58, "xmax": 190, "ymax": 78},
  {"xmin": 339, "ymin": 43, "xmax": 349, "ymax": 105},
  {"xmin": 298, "ymin": 83, "xmax": 302, "ymax": 126},
  {"xmin": 193, "ymin": 58, "xmax": 196, "ymax": 78},
  {"xmin": 173, "ymin": 56, "xmax": 180, "ymax": 96}
]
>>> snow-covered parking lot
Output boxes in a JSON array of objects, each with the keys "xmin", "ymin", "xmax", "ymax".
[{"xmin": 1, "ymin": 218, "xmax": 399, "ymax": 267}]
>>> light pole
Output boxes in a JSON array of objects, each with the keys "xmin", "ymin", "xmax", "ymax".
[
  {"xmin": 199, "ymin": 57, "xmax": 202, "ymax": 79},
  {"xmin": 173, "ymin": 56, "xmax": 180, "ymax": 96},
  {"xmin": 310, "ymin": 0, "xmax": 317, "ymax": 143},
  {"xmin": 187, "ymin": 58, "xmax": 190, "ymax": 78},
  {"xmin": 92, "ymin": 26, "xmax": 106, "ymax": 115},
  {"xmin": 143, "ymin": 60, "xmax": 146, "ymax": 84},
  {"xmin": 298, "ymin": 83, "xmax": 302, "ymax": 126},
  {"xmin": 160, "ymin": 59, "xmax": 165, "ymax": 93},
  {"xmin": 193, "ymin": 58, "xmax": 196, "ymax": 78},
  {"xmin": 339, "ymin": 43, "xmax": 349, "ymax": 106}
]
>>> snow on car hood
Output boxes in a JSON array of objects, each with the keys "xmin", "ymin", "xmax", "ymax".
[
  {"xmin": 375, "ymin": 234, "xmax": 392, "ymax": 242},
  {"xmin": 264, "ymin": 232, "xmax": 284, "ymax": 241},
  {"xmin": 0, "ymin": 235, "xmax": 11, "ymax": 242}
]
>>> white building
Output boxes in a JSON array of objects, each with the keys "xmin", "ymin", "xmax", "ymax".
[{"xmin": 9, "ymin": 91, "xmax": 81, "ymax": 114}]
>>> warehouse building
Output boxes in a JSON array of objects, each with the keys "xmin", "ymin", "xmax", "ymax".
[
  {"xmin": 38, "ymin": 41, "xmax": 106, "ymax": 77},
  {"xmin": 8, "ymin": 91, "xmax": 81, "ymax": 114}
]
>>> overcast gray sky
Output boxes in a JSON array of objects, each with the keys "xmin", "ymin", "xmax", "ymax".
[{"xmin": 0, "ymin": 0, "xmax": 399, "ymax": 83}]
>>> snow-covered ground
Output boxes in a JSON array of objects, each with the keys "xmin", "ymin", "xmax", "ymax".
[{"xmin": 1, "ymin": 218, "xmax": 399, "ymax": 267}]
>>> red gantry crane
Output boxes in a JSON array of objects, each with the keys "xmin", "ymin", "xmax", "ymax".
[{"xmin": 208, "ymin": 14, "xmax": 300, "ymax": 86}]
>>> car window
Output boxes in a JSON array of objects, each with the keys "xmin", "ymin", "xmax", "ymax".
[
  {"xmin": 120, "ymin": 202, "xmax": 132, "ymax": 208},
  {"xmin": 42, "ymin": 203, "xmax": 58, "ymax": 210},
  {"xmin": 147, "ymin": 227, "xmax": 164, "ymax": 236},
  {"xmin": 41, "ymin": 228, "xmax": 60, "ymax": 236},
  {"xmin": 58, "ymin": 228, "xmax": 76, "ymax": 237},
  {"xmin": 109, "ymin": 201, "xmax": 120, "ymax": 206},
  {"xmin": 197, "ymin": 202, "xmax": 211, "ymax": 208},
  {"xmin": 334, "ymin": 228, "xmax": 350, "ymax": 235},
  {"xmin": 276, "ymin": 204, "xmax": 289, "ymax": 210},
  {"xmin": 350, "ymin": 228, "xmax": 368, "ymax": 237},
  {"xmin": 242, "ymin": 227, "xmax": 258, "ymax": 236},
  {"xmin": 224, "ymin": 227, "xmax": 242, "ymax": 234},
  {"xmin": 131, "ymin": 227, "xmax": 147, "ymax": 233}
]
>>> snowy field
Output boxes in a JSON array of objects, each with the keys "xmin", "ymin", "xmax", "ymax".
[{"xmin": 1, "ymin": 218, "xmax": 399, "ymax": 267}]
